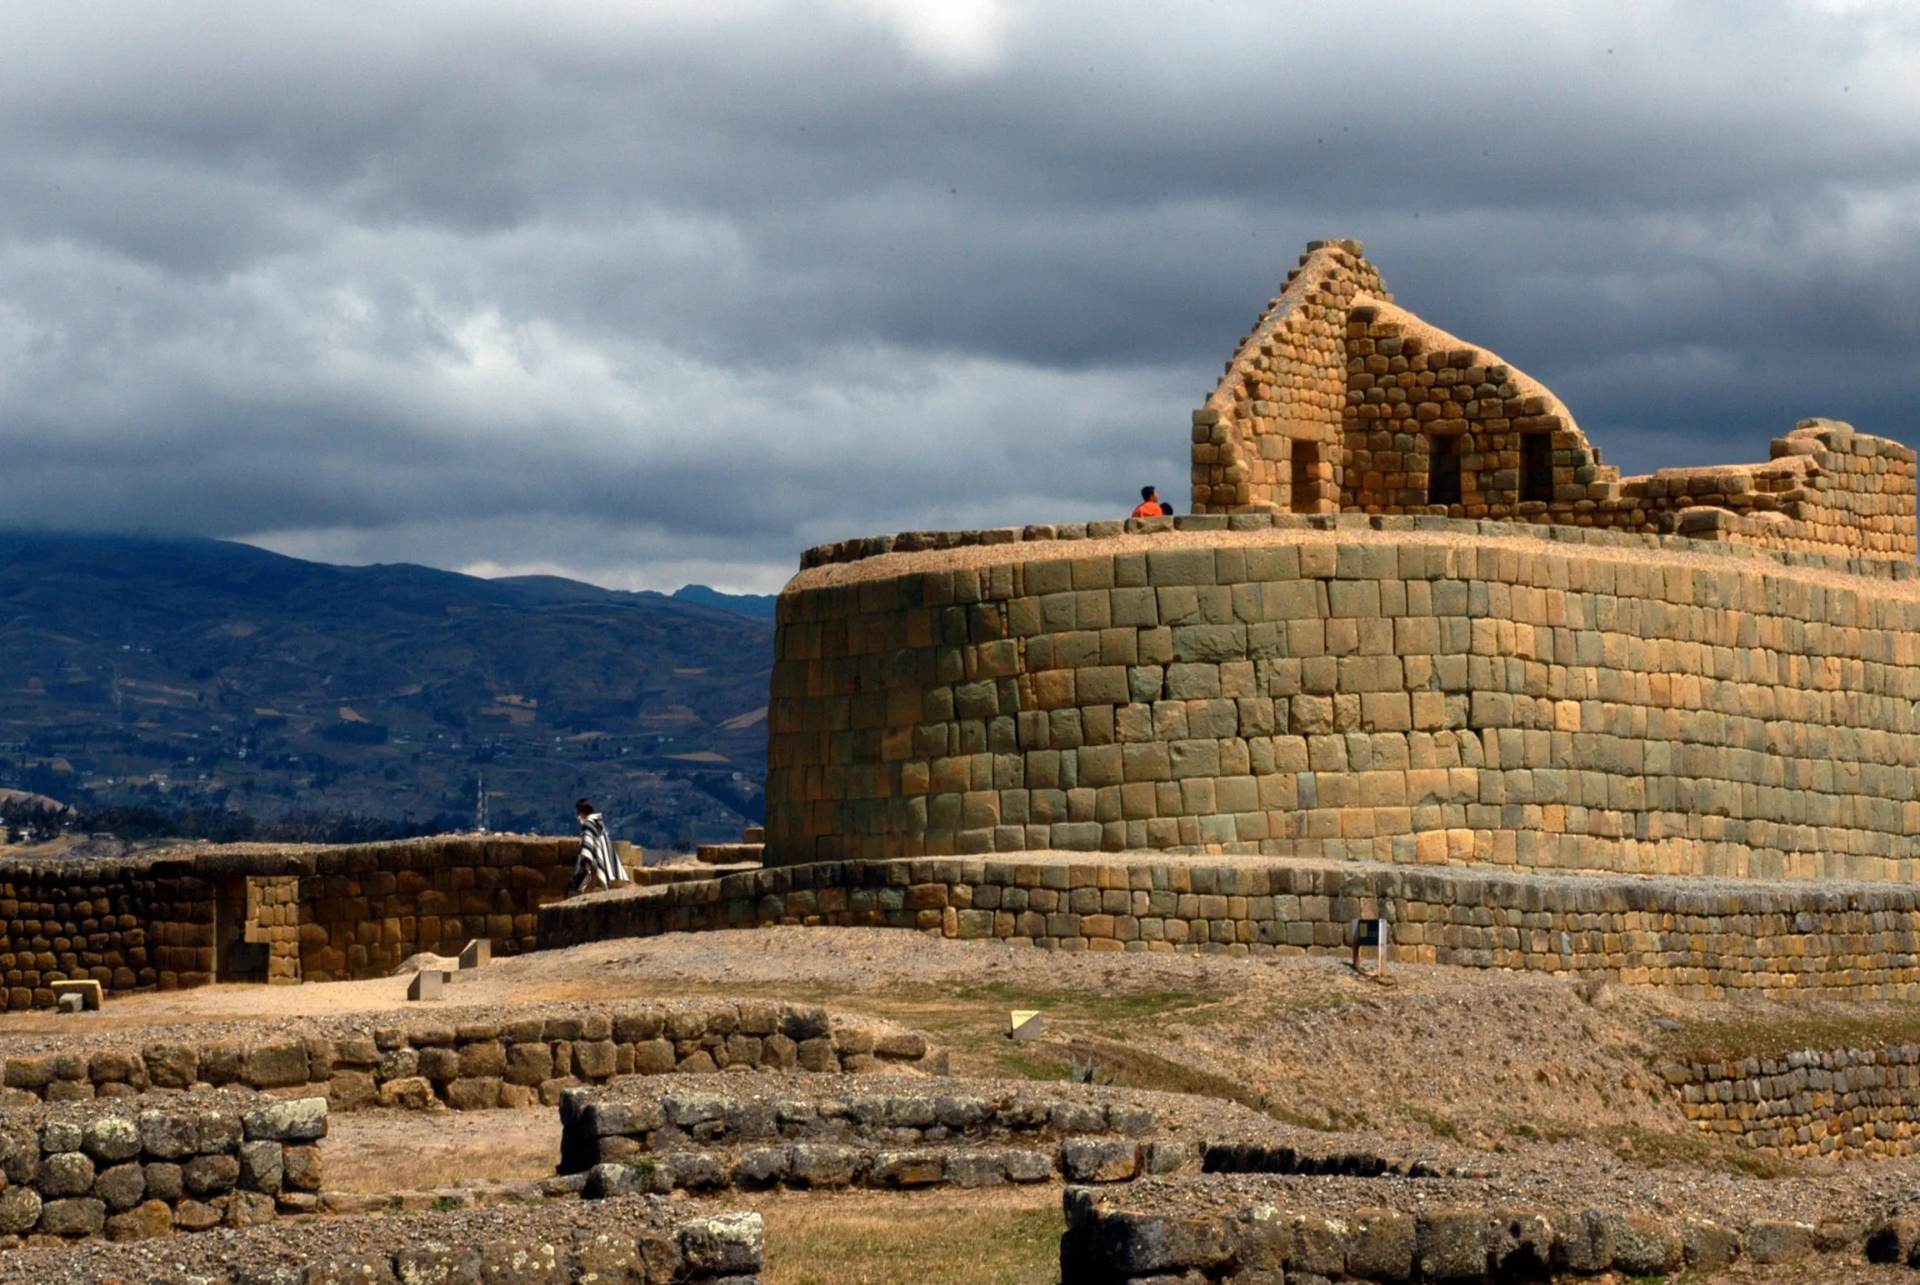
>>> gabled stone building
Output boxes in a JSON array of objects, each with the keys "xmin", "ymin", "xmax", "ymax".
[{"xmin": 1192, "ymin": 239, "xmax": 1915, "ymax": 561}]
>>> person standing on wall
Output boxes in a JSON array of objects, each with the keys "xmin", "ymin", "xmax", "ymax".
[
  {"xmin": 1133, "ymin": 486, "xmax": 1173, "ymax": 518},
  {"xmin": 566, "ymin": 797, "xmax": 629, "ymax": 896}
]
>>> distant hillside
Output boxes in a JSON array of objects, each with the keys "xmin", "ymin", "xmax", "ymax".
[
  {"xmin": 0, "ymin": 532, "xmax": 776, "ymax": 847},
  {"xmin": 670, "ymin": 585, "xmax": 777, "ymax": 619}
]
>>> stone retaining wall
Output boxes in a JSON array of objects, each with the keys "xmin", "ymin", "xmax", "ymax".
[
  {"xmin": 771, "ymin": 516, "xmax": 1920, "ymax": 882},
  {"xmin": 0, "ymin": 855, "xmax": 218, "ymax": 1011},
  {"xmin": 1060, "ymin": 1185, "xmax": 1834, "ymax": 1283},
  {"xmin": 0, "ymin": 1092, "xmax": 324, "ymax": 1246},
  {"xmin": 1669, "ymin": 1044, "xmax": 1920, "ymax": 1158},
  {"xmin": 1, "ymin": 1002, "xmax": 944, "ymax": 1112},
  {"xmin": 541, "ymin": 855, "xmax": 1920, "ymax": 998},
  {"xmin": 0, "ymin": 835, "xmax": 576, "ymax": 1009}
]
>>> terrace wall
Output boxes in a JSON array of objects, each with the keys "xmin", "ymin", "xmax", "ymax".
[{"xmin": 770, "ymin": 517, "xmax": 1920, "ymax": 880}]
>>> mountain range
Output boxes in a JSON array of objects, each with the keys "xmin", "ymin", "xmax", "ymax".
[{"xmin": 0, "ymin": 532, "xmax": 778, "ymax": 847}]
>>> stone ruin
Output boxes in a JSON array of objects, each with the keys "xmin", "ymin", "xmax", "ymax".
[
  {"xmin": 1192, "ymin": 238, "xmax": 1916, "ymax": 559},
  {"xmin": 9, "ymin": 241, "xmax": 1920, "ymax": 1283},
  {"xmin": 766, "ymin": 239, "xmax": 1920, "ymax": 887}
]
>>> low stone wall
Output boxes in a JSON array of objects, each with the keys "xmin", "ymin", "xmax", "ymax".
[
  {"xmin": 1060, "ymin": 1185, "xmax": 1834, "ymax": 1283},
  {"xmin": 0, "ymin": 1001, "xmax": 945, "ymax": 1112},
  {"xmin": 542, "ymin": 854, "xmax": 1920, "ymax": 998},
  {"xmin": 0, "ymin": 1092, "xmax": 324, "ymax": 1246},
  {"xmin": 3, "ymin": 1198, "xmax": 762, "ymax": 1284},
  {"xmin": 563, "ymin": 1078, "xmax": 1182, "ymax": 1196},
  {"xmin": 1669, "ymin": 1044, "xmax": 1920, "ymax": 1158}
]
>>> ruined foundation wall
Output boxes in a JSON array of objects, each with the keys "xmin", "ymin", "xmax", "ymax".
[{"xmin": 768, "ymin": 518, "xmax": 1920, "ymax": 880}]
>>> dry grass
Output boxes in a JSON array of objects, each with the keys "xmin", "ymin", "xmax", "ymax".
[
  {"xmin": 716, "ymin": 1187, "xmax": 1063, "ymax": 1285},
  {"xmin": 325, "ymin": 1109, "xmax": 559, "ymax": 1192},
  {"xmin": 1656, "ymin": 1002, "xmax": 1920, "ymax": 1067}
]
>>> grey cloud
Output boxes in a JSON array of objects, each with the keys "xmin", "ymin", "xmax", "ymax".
[{"xmin": 0, "ymin": 1, "xmax": 1916, "ymax": 589}]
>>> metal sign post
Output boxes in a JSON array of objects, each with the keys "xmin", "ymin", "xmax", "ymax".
[{"xmin": 1351, "ymin": 917, "xmax": 1388, "ymax": 976}]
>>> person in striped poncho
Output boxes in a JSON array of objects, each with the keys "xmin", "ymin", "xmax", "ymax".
[{"xmin": 566, "ymin": 797, "xmax": 629, "ymax": 895}]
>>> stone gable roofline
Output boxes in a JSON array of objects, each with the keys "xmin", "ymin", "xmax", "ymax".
[{"xmin": 1192, "ymin": 241, "xmax": 1917, "ymax": 564}]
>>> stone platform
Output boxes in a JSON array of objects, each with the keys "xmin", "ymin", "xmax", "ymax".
[
  {"xmin": 768, "ymin": 513, "xmax": 1920, "ymax": 884},
  {"xmin": 539, "ymin": 851, "xmax": 1920, "ymax": 999}
]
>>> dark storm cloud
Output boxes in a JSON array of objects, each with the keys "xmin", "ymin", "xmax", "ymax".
[{"xmin": 0, "ymin": 1, "xmax": 1916, "ymax": 591}]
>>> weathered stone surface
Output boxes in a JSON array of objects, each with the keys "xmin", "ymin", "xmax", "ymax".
[
  {"xmin": 1062, "ymin": 1139, "xmax": 1141, "ymax": 1183},
  {"xmin": 873, "ymin": 1030, "xmax": 927, "ymax": 1060},
  {"xmin": 0, "ymin": 1186, "xmax": 42, "ymax": 1234},
  {"xmin": 92, "ymin": 1161, "xmax": 146, "ymax": 1211},
  {"xmin": 282, "ymin": 1144, "xmax": 323, "ymax": 1192},
  {"xmin": 379, "ymin": 1076, "xmax": 437, "ymax": 1110},
  {"xmin": 239, "ymin": 1140, "xmax": 284, "ymax": 1192},
  {"xmin": 503, "ymin": 1043, "xmax": 553, "ymax": 1087},
  {"xmin": 183, "ymin": 1153, "xmax": 241, "ymax": 1197},
  {"xmin": 38, "ymin": 1150, "xmax": 96, "ymax": 1198},
  {"xmin": 244, "ymin": 1041, "xmax": 309, "ymax": 1088},
  {"xmin": 788, "ymin": 1143, "xmax": 861, "ymax": 1188},
  {"xmin": 329, "ymin": 1070, "xmax": 380, "ymax": 1110},
  {"xmin": 224, "ymin": 1189, "xmax": 278, "ymax": 1227},
  {"xmin": 1608, "ymin": 1212, "xmax": 1683, "ymax": 1277},
  {"xmin": 677, "ymin": 1212, "xmax": 764, "ymax": 1277},
  {"xmin": 1745, "ymin": 1220, "xmax": 1814, "ymax": 1264},
  {"xmin": 38, "ymin": 1195, "xmax": 107, "ymax": 1237},
  {"xmin": 243, "ymin": 1097, "xmax": 328, "ymax": 1142},
  {"xmin": 39, "ymin": 1120, "xmax": 82, "ymax": 1153},
  {"xmin": 1415, "ymin": 1209, "xmax": 1486, "ymax": 1281},
  {"xmin": 572, "ymin": 1230, "xmax": 638, "ymax": 1284},
  {"xmin": 137, "ymin": 1111, "xmax": 197, "ymax": 1161},
  {"xmin": 104, "ymin": 1198, "xmax": 172, "ymax": 1241},
  {"xmin": 1345, "ymin": 1208, "xmax": 1414, "ymax": 1282},
  {"xmin": 304, "ymin": 1255, "xmax": 399, "ymax": 1285},
  {"xmin": 82, "ymin": 1115, "xmax": 142, "ymax": 1164},
  {"xmin": 630, "ymin": 1040, "xmax": 675, "ymax": 1075},
  {"xmin": 1093, "ymin": 1211, "xmax": 1233, "ymax": 1276},
  {"xmin": 731, "ymin": 1147, "xmax": 790, "ymax": 1186},
  {"xmin": 1003, "ymin": 1149, "xmax": 1054, "ymax": 1182},
  {"xmin": 945, "ymin": 1150, "xmax": 1006, "ymax": 1188},
  {"xmin": 446, "ymin": 1077, "xmax": 502, "ymax": 1111},
  {"xmin": 173, "ymin": 1198, "xmax": 223, "ymax": 1232},
  {"xmin": 871, "ymin": 1150, "xmax": 944, "ymax": 1187},
  {"xmin": 143, "ymin": 1162, "xmax": 184, "ymax": 1202},
  {"xmin": 393, "ymin": 1241, "xmax": 482, "ymax": 1285},
  {"xmin": 457, "ymin": 1042, "xmax": 507, "ymax": 1080},
  {"xmin": 584, "ymin": 1160, "xmax": 665, "ymax": 1200},
  {"xmin": 479, "ymin": 1235, "xmax": 571, "ymax": 1285}
]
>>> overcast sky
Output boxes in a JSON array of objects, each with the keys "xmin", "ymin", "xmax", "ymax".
[{"xmin": 0, "ymin": 1, "xmax": 1915, "ymax": 593}]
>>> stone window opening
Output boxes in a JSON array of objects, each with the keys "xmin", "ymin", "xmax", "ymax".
[
  {"xmin": 1522, "ymin": 431, "xmax": 1554, "ymax": 504},
  {"xmin": 1427, "ymin": 433, "xmax": 1463, "ymax": 508},
  {"xmin": 1290, "ymin": 441, "xmax": 1320, "ymax": 513}
]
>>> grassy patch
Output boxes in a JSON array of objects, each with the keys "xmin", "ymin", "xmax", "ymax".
[
  {"xmin": 735, "ymin": 1190, "xmax": 1063, "ymax": 1285},
  {"xmin": 1656, "ymin": 1006, "xmax": 1920, "ymax": 1067},
  {"xmin": 1399, "ymin": 1103, "xmax": 1462, "ymax": 1141},
  {"xmin": 950, "ymin": 983, "xmax": 1219, "ymax": 1026},
  {"xmin": 1606, "ymin": 1123, "xmax": 1798, "ymax": 1179}
]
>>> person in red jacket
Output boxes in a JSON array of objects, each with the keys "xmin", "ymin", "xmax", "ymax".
[{"xmin": 1132, "ymin": 486, "xmax": 1173, "ymax": 518}]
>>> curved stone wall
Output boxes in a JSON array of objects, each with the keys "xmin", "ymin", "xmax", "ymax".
[{"xmin": 767, "ymin": 515, "xmax": 1920, "ymax": 881}]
